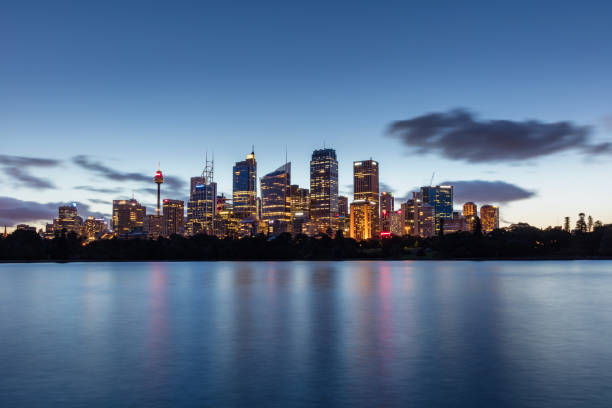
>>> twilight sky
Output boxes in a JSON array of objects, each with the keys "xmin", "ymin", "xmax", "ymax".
[{"xmin": 2, "ymin": 0, "xmax": 611, "ymax": 229}]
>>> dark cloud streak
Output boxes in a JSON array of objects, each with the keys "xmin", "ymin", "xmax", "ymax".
[
  {"xmin": 0, "ymin": 196, "xmax": 108, "ymax": 226},
  {"xmin": 0, "ymin": 154, "xmax": 61, "ymax": 190},
  {"xmin": 387, "ymin": 109, "xmax": 609, "ymax": 163},
  {"xmin": 441, "ymin": 179, "xmax": 535, "ymax": 204}
]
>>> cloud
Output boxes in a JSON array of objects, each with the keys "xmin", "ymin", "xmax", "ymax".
[
  {"xmin": 88, "ymin": 198, "xmax": 111, "ymax": 205},
  {"xmin": 387, "ymin": 109, "xmax": 610, "ymax": 163},
  {"xmin": 72, "ymin": 155, "xmax": 186, "ymax": 192},
  {"xmin": 0, "ymin": 196, "xmax": 109, "ymax": 226},
  {"xmin": 74, "ymin": 185, "xmax": 122, "ymax": 194},
  {"xmin": 0, "ymin": 154, "xmax": 61, "ymax": 190},
  {"xmin": 379, "ymin": 182, "xmax": 394, "ymax": 193},
  {"xmin": 440, "ymin": 180, "xmax": 535, "ymax": 204}
]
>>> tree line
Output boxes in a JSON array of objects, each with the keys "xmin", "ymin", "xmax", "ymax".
[{"xmin": 2, "ymin": 221, "xmax": 612, "ymax": 261}]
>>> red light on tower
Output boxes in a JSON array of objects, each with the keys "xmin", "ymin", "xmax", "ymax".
[{"xmin": 154, "ymin": 170, "xmax": 164, "ymax": 184}]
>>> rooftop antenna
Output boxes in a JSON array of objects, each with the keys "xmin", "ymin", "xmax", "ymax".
[
  {"xmin": 252, "ymin": 144, "xmax": 255, "ymax": 154},
  {"xmin": 430, "ymin": 172, "xmax": 435, "ymax": 186}
]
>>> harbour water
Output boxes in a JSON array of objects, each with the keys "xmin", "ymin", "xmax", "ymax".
[{"xmin": 1, "ymin": 261, "xmax": 611, "ymax": 407}]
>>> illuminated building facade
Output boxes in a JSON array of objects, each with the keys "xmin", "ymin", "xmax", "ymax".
[
  {"xmin": 261, "ymin": 163, "xmax": 291, "ymax": 234},
  {"xmin": 443, "ymin": 212, "xmax": 466, "ymax": 234},
  {"xmin": 112, "ymin": 199, "xmax": 145, "ymax": 234},
  {"xmin": 401, "ymin": 199, "xmax": 415, "ymax": 235},
  {"xmin": 463, "ymin": 202, "xmax": 478, "ymax": 232},
  {"xmin": 380, "ymin": 191, "xmax": 394, "ymax": 232},
  {"xmin": 420, "ymin": 185, "xmax": 453, "ymax": 235},
  {"xmin": 233, "ymin": 150, "xmax": 257, "ymax": 220},
  {"xmin": 83, "ymin": 216, "xmax": 108, "ymax": 241},
  {"xmin": 389, "ymin": 211, "xmax": 404, "ymax": 236},
  {"xmin": 163, "ymin": 199, "xmax": 184, "ymax": 236},
  {"xmin": 53, "ymin": 203, "xmax": 83, "ymax": 234},
  {"xmin": 214, "ymin": 194, "xmax": 239, "ymax": 238},
  {"xmin": 480, "ymin": 205, "xmax": 500, "ymax": 233},
  {"xmin": 413, "ymin": 192, "xmax": 435, "ymax": 237},
  {"xmin": 290, "ymin": 184, "xmax": 310, "ymax": 235},
  {"xmin": 310, "ymin": 148, "xmax": 338, "ymax": 234},
  {"xmin": 353, "ymin": 159, "xmax": 379, "ymax": 237},
  {"xmin": 350, "ymin": 200, "xmax": 377, "ymax": 241}
]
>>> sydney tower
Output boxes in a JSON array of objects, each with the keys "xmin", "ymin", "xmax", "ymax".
[{"xmin": 154, "ymin": 166, "xmax": 164, "ymax": 215}]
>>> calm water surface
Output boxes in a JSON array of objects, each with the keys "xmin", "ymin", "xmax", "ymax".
[{"xmin": 1, "ymin": 261, "xmax": 612, "ymax": 407}]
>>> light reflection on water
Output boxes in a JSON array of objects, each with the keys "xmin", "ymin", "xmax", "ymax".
[{"xmin": 1, "ymin": 261, "xmax": 612, "ymax": 407}]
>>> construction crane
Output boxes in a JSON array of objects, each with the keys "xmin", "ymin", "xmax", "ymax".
[{"xmin": 429, "ymin": 172, "xmax": 435, "ymax": 186}]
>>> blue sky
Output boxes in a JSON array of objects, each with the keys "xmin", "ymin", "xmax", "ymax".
[{"xmin": 2, "ymin": 0, "xmax": 611, "ymax": 228}]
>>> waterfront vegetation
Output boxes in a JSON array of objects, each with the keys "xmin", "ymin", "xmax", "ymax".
[{"xmin": 2, "ymin": 223, "xmax": 612, "ymax": 261}]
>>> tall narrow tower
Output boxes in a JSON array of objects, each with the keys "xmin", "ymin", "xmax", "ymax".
[{"xmin": 154, "ymin": 164, "xmax": 164, "ymax": 215}]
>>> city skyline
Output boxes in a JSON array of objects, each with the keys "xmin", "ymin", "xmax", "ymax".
[{"xmin": 2, "ymin": 1, "xmax": 612, "ymax": 230}]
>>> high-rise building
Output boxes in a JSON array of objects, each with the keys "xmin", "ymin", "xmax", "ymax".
[
  {"xmin": 480, "ymin": 205, "xmax": 500, "ymax": 233},
  {"xmin": 353, "ymin": 159, "xmax": 379, "ymax": 237},
  {"xmin": 389, "ymin": 211, "xmax": 404, "ymax": 236},
  {"xmin": 380, "ymin": 191, "xmax": 394, "ymax": 233},
  {"xmin": 336, "ymin": 195, "xmax": 349, "ymax": 236},
  {"xmin": 261, "ymin": 163, "xmax": 291, "ymax": 234},
  {"xmin": 310, "ymin": 148, "xmax": 338, "ymax": 234},
  {"xmin": 112, "ymin": 199, "xmax": 145, "ymax": 234},
  {"xmin": 53, "ymin": 203, "xmax": 83, "ymax": 234},
  {"xmin": 413, "ymin": 192, "xmax": 435, "ymax": 237},
  {"xmin": 290, "ymin": 184, "xmax": 310, "ymax": 235},
  {"xmin": 163, "ymin": 199, "xmax": 184, "ymax": 237},
  {"xmin": 350, "ymin": 200, "xmax": 377, "ymax": 241},
  {"xmin": 233, "ymin": 150, "xmax": 257, "ymax": 220},
  {"xmin": 463, "ymin": 202, "xmax": 478, "ymax": 232},
  {"xmin": 420, "ymin": 185, "xmax": 453, "ymax": 235},
  {"xmin": 401, "ymin": 199, "xmax": 415, "ymax": 236},
  {"xmin": 187, "ymin": 157, "xmax": 217, "ymax": 235},
  {"xmin": 154, "ymin": 167, "xmax": 164, "ymax": 215}
]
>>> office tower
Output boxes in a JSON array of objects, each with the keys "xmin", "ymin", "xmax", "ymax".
[
  {"xmin": 463, "ymin": 202, "xmax": 478, "ymax": 232},
  {"xmin": 338, "ymin": 196, "xmax": 348, "ymax": 217},
  {"xmin": 401, "ymin": 199, "xmax": 415, "ymax": 236},
  {"xmin": 214, "ymin": 194, "xmax": 239, "ymax": 238},
  {"xmin": 145, "ymin": 214, "xmax": 163, "ymax": 239},
  {"xmin": 443, "ymin": 212, "xmax": 466, "ymax": 234},
  {"xmin": 350, "ymin": 200, "xmax": 377, "ymax": 241},
  {"xmin": 480, "ymin": 205, "xmax": 500, "ymax": 233},
  {"xmin": 187, "ymin": 157, "xmax": 217, "ymax": 235},
  {"xmin": 420, "ymin": 185, "xmax": 453, "ymax": 235},
  {"xmin": 413, "ymin": 192, "xmax": 435, "ymax": 237},
  {"xmin": 233, "ymin": 150, "xmax": 257, "ymax": 220},
  {"xmin": 380, "ymin": 191, "xmax": 394, "ymax": 233},
  {"xmin": 83, "ymin": 216, "xmax": 108, "ymax": 242},
  {"xmin": 290, "ymin": 184, "xmax": 310, "ymax": 235},
  {"xmin": 112, "ymin": 199, "xmax": 145, "ymax": 234},
  {"xmin": 16, "ymin": 224, "xmax": 37, "ymax": 232},
  {"xmin": 53, "ymin": 203, "xmax": 83, "ymax": 234},
  {"xmin": 353, "ymin": 159, "xmax": 379, "ymax": 237},
  {"xmin": 310, "ymin": 148, "xmax": 339, "ymax": 234},
  {"xmin": 261, "ymin": 163, "xmax": 291, "ymax": 234},
  {"xmin": 163, "ymin": 199, "xmax": 184, "ymax": 237}
]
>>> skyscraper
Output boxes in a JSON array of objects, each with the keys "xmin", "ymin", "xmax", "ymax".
[
  {"xmin": 413, "ymin": 192, "xmax": 435, "ymax": 237},
  {"xmin": 463, "ymin": 202, "xmax": 478, "ymax": 232},
  {"xmin": 187, "ymin": 157, "xmax": 216, "ymax": 235},
  {"xmin": 310, "ymin": 148, "xmax": 338, "ymax": 234},
  {"xmin": 401, "ymin": 199, "xmax": 415, "ymax": 236},
  {"xmin": 163, "ymin": 199, "xmax": 185, "ymax": 236},
  {"xmin": 420, "ymin": 185, "xmax": 453, "ymax": 235},
  {"xmin": 337, "ymin": 195, "xmax": 349, "ymax": 236},
  {"xmin": 480, "ymin": 205, "xmax": 500, "ymax": 233},
  {"xmin": 353, "ymin": 159, "xmax": 379, "ymax": 237},
  {"xmin": 112, "ymin": 199, "xmax": 145, "ymax": 234},
  {"xmin": 233, "ymin": 150, "xmax": 257, "ymax": 220},
  {"xmin": 290, "ymin": 184, "xmax": 310, "ymax": 235},
  {"xmin": 261, "ymin": 163, "xmax": 291, "ymax": 234},
  {"xmin": 380, "ymin": 191, "xmax": 394, "ymax": 233},
  {"xmin": 53, "ymin": 203, "xmax": 83, "ymax": 234}
]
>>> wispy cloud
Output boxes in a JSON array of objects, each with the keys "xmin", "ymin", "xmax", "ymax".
[
  {"xmin": 441, "ymin": 179, "xmax": 535, "ymax": 204},
  {"xmin": 0, "ymin": 196, "xmax": 109, "ymax": 226},
  {"xmin": 72, "ymin": 155, "xmax": 185, "ymax": 191},
  {"xmin": 387, "ymin": 109, "xmax": 610, "ymax": 163},
  {"xmin": 0, "ymin": 154, "xmax": 61, "ymax": 190},
  {"xmin": 74, "ymin": 185, "xmax": 122, "ymax": 194}
]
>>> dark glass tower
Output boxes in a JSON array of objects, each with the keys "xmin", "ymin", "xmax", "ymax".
[
  {"xmin": 420, "ymin": 185, "xmax": 453, "ymax": 235},
  {"xmin": 233, "ymin": 150, "xmax": 257, "ymax": 220}
]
